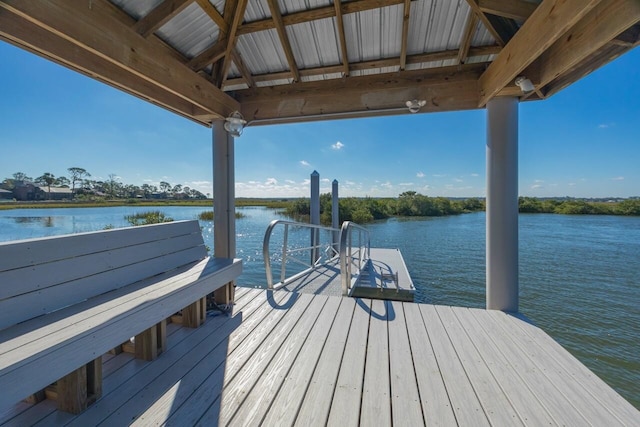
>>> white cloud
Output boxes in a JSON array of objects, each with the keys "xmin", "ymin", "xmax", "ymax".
[
  {"xmin": 531, "ymin": 184, "xmax": 543, "ymax": 189},
  {"xmin": 534, "ymin": 179, "xmax": 544, "ymax": 183},
  {"xmin": 321, "ymin": 178, "xmax": 331, "ymax": 183},
  {"xmin": 300, "ymin": 160, "xmax": 310, "ymax": 167},
  {"xmin": 611, "ymin": 176, "xmax": 624, "ymax": 181},
  {"xmin": 381, "ymin": 181, "xmax": 392, "ymax": 188},
  {"xmin": 598, "ymin": 123, "xmax": 614, "ymax": 129},
  {"xmin": 345, "ymin": 180, "xmax": 356, "ymax": 186},
  {"xmin": 265, "ymin": 177, "xmax": 278, "ymax": 186},
  {"xmin": 285, "ymin": 179, "xmax": 296, "ymax": 184},
  {"xmin": 470, "ymin": 173, "xmax": 479, "ymax": 177},
  {"xmin": 416, "ymin": 172, "xmax": 425, "ymax": 178},
  {"xmin": 432, "ymin": 174, "xmax": 446, "ymax": 178},
  {"xmin": 399, "ymin": 182, "xmax": 414, "ymax": 186},
  {"xmin": 190, "ymin": 180, "xmax": 211, "ymax": 186},
  {"xmin": 331, "ymin": 141, "xmax": 345, "ymax": 150},
  {"xmin": 568, "ymin": 182, "xmax": 576, "ymax": 186},
  {"xmin": 454, "ymin": 178, "xmax": 463, "ymax": 183}
]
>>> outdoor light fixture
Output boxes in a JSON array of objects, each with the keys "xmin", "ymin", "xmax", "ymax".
[
  {"xmin": 514, "ymin": 76, "xmax": 535, "ymax": 94},
  {"xmin": 224, "ymin": 111, "xmax": 247, "ymax": 137},
  {"xmin": 406, "ymin": 99, "xmax": 427, "ymax": 113}
]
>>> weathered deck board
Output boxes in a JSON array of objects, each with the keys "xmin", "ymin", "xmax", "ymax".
[
  {"xmin": 292, "ymin": 297, "xmax": 355, "ymax": 426},
  {"xmin": 3, "ymin": 287, "xmax": 638, "ymax": 427},
  {"xmin": 387, "ymin": 300, "xmax": 424, "ymax": 426},
  {"xmin": 359, "ymin": 299, "xmax": 391, "ymax": 426},
  {"xmin": 325, "ymin": 298, "xmax": 370, "ymax": 427},
  {"xmin": 402, "ymin": 302, "xmax": 458, "ymax": 425}
]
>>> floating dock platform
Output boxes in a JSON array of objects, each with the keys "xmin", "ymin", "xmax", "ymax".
[{"xmin": 281, "ymin": 247, "xmax": 415, "ymax": 301}]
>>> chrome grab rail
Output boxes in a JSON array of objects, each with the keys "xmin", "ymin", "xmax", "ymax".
[
  {"xmin": 263, "ymin": 220, "xmax": 340, "ymax": 289},
  {"xmin": 339, "ymin": 221, "xmax": 371, "ymax": 296}
]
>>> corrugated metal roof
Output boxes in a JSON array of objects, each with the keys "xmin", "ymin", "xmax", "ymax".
[
  {"xmin": 288, "ymin": 20, "xmax": 340, "ymax": 69},
  {"xmin": 236, "ymin": 30, "xmax": 290, "ymax": 74},
  {"xmin": 156, "ymin": 3, "xmax": 220, "ymax": 59},
  {"xmin": 110, "ymin": 0, "xmax": 164, "ymax": 20},
  {"xmin": 112, "ymin": 0, "xmax": 500, "ymax": 88}
]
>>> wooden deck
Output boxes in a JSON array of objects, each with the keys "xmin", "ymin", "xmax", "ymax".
[{"xmin": 2, "ymin": 287, "xmax": 638, "ymax": 426}]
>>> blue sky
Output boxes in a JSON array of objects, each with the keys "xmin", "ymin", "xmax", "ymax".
[{"xmin": 1, "ymin": 41, "xmax": 638, "ymax": 198}]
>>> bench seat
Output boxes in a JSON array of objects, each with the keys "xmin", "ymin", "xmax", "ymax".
[{"xmin": 0, "ymin": 220, "xmax": 241, "ymax": 413}]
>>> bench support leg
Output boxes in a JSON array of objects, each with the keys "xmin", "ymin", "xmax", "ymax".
[
  {"xmin": 57, "ymin": 357, "xmax": 102, "ymax": 414},
  {"xmin": 135, "ymin": 320, "xmax": 167, "ymax": 361},
  {"xmin": 214, "ymin": 282, "xmax": 235, "ymax": 305},
  {"xmin": 183, "ymin": 296, "xmax": 207, "ymax": 328}
]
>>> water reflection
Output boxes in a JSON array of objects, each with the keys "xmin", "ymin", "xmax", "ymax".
[{"xmin": 12, "ymin": 216, "xmax": 55, "ymax": 227}]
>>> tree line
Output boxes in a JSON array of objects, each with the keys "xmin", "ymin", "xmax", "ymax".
[
  {"xmin": 285, "ymin": 192, "xmax": 640, "ymax": 224},
  {"xmin": 285, "ymin": 191, "xmax": 485, "ymax": 224},
  {"xmin": 1, "ymin": 169, "xmax": 208, "ymax": 200}
]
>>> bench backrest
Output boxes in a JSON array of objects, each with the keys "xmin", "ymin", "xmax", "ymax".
[{"xmin": 0, "ymin": 220, "xmax": 208, "ymax": 330}]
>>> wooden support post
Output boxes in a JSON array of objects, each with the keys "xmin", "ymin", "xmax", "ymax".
[
  {"xmin": 183, "ymin": 298, "xmax": 204, "ymax": 328},
  {"xmin": 134, "ymin": 320, "xmax": 167, "ymax": 360},
  {"xmin": 56, "ymin": 357, "xmax": 102, "ymax": 414},
  {"xmin": 212, "ymin": 120, "xmax": 236, "ymax": 306}
]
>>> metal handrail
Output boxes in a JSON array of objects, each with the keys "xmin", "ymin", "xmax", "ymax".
[
  {"xmin": 339, "ymin": 221, "xmax": 371, "ymax": 296},
  {"xmin": 263, "ymin": 219, "xmax": 340, "ymax": 289}
]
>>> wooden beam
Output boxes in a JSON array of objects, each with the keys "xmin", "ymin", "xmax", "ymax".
[
  {"xmin": 544, "ymin": 42, "xmax": 628, "ymax": 97},
  {"xmin": 223, "ymin": 45, "xmax": 500, "ymax": 86},
  {"xmin": 334, "ymin": 0, "xmax": 350, "ymax": 76},
  {"xmin": 0, "ymin": 10, "xmax": 212, "ymax": 125},
  {"xmin": 238, "ymin": 0, "xmax": 406, "ymax": 36},
  {"xmin": 611, "ymin": 23, "xmax": 640, "ymax": 46},
  {"xmin": 219, "ymin": 0, "xmax": 249, "ymax": 86},
  {"xmin": 465, "ymin": 0, "xmax": 506, "ymax": 46},
  {"xmin": 477, "ymin": 0, "xmax": 601, "ymax": 107},
  {"xmin": 267, "ymin": 0, "xmax": 301, "ymax": 82},
  {"xmin": 0, "ymin": 0, "xmax": 239, "ymax": 119},
  {"xmin": 188, "ymin": 37, "xmax": 227, "ymax": 70},
  {"xmin": 527, "ymin": 0, "xmax": 640, "ymax": 97},
  {"xmin": 399, "ymin": 0, "xmax": 411, "ymax": 70},
  {"xmin": 196, "ymin": 0, "xmax": 228, "ymax": 33},
  {"xmin": 457, "ymin": 12, "xmax": 478, "ymax": 65},
  {"xmin": 133, "ymin": 0, "xmax": 193, "ymax": 37},
  {"xmin": 232, "ymin": 50, "xmax": 255, "ymax": 88},
  {"xmin": 478, "ymin": 0, "xmax": 538, "ymax": 21},
  {"xmin": 237, "ymin": 64, "xmax": 486, "ymax": 124}
]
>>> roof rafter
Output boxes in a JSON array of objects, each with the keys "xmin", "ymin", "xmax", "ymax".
[
  {"xmin": 399, "ymin": 0, "xmax": 411, "ymax": 70},
  {"xmin": 224, "ymin": 45, "xmax": 501, "ymax": 87},
  {"xmin": 231, "ymin": 50, "xmax": 255, "ymax": 88},
  {"xmin": 0, "ymin": 0, "xmax": 239, "ymax": 119},
  {"xmin": 133, "ymin": 0, "xmax": 193, "ymax": 37},
  {"xmin": 477, "ymin": 0, "xmax": 602, "ymax": 107},
  {"xmin": 237, "ymin": 64, "xmax": 486, "ymax": 124},
  {"xmin": 196, "ymin": 0, "xmax": 228, "ymax": 33},
  {"xmin": 456, "ymin": 12, "xmax": 478, "ymax": 65},
  {"xmin": 478, "ymin": 0, "xmax": 538, "ymax": 21},
  {"xmin": 218, "ymin": 0, "xmax": 249, "ymax": 86},
  {"xmin": 238, "ymin": 0, "xmax": 408, "ymax": 36},
  {"xmin": 465, "ymin": 0, "xmax": 505, "ymax": 46},
  {"xmin": 267, "ymin": 0, "xmax": 301, "ymax": 82},
  {"xmin": 188, "ymin": 37, "xmax": 227, "ymax": 70},
  {"xmin": 334, "ymin": 0, "xmax": 350, "ymax": 76},
  {"xmin": 524, "ymin": 0, "xmax": 640, "ymax": 99}
]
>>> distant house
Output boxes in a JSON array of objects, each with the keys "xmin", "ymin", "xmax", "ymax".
[
  {"xmin": 13, "ymin": 182, "xmax": 73, "ymax": 201},
  {"xmin": 0, "ymin": 188, "xmax": 13, "ymax": 200}
]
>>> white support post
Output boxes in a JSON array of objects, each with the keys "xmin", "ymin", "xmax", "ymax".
[
  {"xmin": 486, "ymin": 97, "xmax": 519, "ymax": 312},
  {"xmin": 212, "ymin": 120, "xmax": 236, "ymax": 304},
  {"xmin": 332, "ymin": 179, "xmax": 339, "ymax": 251},
  {"xmin": 310, "ymin": 170, "xmax": 320, "ymax": 264}
]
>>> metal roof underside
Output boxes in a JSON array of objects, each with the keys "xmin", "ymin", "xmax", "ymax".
[{"xmin": 0, "ymin": 0, "xmax": 638, "ymax": 125}]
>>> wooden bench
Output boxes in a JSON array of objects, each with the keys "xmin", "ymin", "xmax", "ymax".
[{"xmin": 0, "ymin": 220, "xmax": 241, "ymax": 414}]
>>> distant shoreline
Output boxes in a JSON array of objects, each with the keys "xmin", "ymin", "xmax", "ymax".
[{"xmin": 1, "ymin": 197, "xmax": 638, "ymax": 217}]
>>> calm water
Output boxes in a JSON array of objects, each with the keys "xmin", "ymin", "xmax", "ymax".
[{"xmin": 0, "ymin": 206, "xmax": 638, "ymax": 408}]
